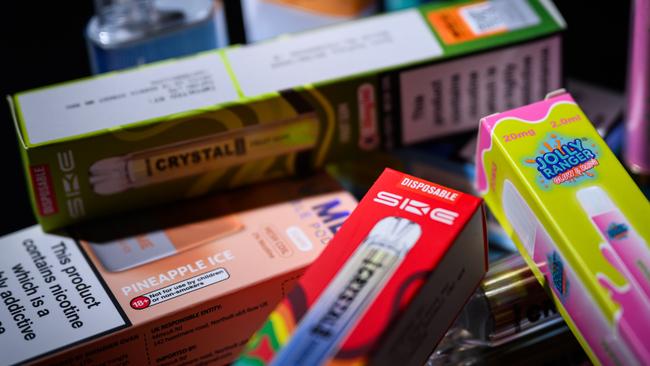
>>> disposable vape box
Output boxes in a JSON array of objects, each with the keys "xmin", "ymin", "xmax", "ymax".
[
  {"xmin": 326, "ymin": 149, "xmax": 515, "ymax": 258},
  {"xmin": 235, "ymin": 168, "xmax": 487, "ymax": 366},
  {"xmin": 476, "ymin": 90, "xmax": 650, "ymax": 365},
  {"xmin": 10, "ymin": 0, "xmax": 564, "ymax": 230},
  {"xmin": 0, "ymin": 173, "xmax": 357, "ymax": 366}
]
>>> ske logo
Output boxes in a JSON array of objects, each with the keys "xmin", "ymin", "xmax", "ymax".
[
  {"xmin": 373, "ymin": 191, "xmax": 459, "ymax": 225},
  {"xmin": 57, "ymin": 151, "xmax": 85, "ymax": 218}
]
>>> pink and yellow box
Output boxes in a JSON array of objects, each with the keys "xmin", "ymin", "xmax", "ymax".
[{"xmin": 476, "ymin": 90, "xmax": 650, "ymax": 366}]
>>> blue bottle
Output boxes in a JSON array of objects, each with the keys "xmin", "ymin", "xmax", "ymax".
[{"xmin": 86, "ymin": 0, "xmax": 219, "ymax": 74}]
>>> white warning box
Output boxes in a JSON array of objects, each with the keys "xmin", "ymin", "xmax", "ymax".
[
  {"xmin": 129, "ymin": 268, "xmax": 230, "ymax": 310},
  {"xmin": 0, "ymin": 226, "xmax": 127, "ymax": 365}
]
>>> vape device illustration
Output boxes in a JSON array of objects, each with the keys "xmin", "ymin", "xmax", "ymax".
[
  {"xmin": 501, "ymin": 180, "xmax": 644, "ymax": 365},
  {"xmin": 270, "ymin": 216, "xmax": 422, "ymax": 366},
  {"xmin": 577, "ymin": 186, "xmax": 650, "ymax": 301},
  {"xmin": 87, "ymin": 214, "xmax": 243, "ymax": 272},
  {"xmin": 89, "ymin": 114, "xmax": 318, "ymax": 195}
]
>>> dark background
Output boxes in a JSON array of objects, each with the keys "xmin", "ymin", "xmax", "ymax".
[{"xmin": 0, "ymin": 1, "xmax": 632, "ymax": 236}]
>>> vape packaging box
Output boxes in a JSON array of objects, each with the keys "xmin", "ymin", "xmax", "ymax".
[
  {"xmin": 327, "ymin": 149, "xmax": 515, "ymax": 258},
  {"xmin": 10, "ymin": 0, "xmax": 564, "ymax": 230},
  {"xmin": 235, "ymin": 168, "xmax": 487, "ymax": 366},
  {"xmin": 0, "ymin": 173, "xmax": 357, "ymax": 365},
  {"xmin": 476, "ymin": 90, "xmax": 650, "ymax": 365}
]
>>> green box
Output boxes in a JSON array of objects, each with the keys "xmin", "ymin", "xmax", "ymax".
[{"xmin": 10, "ymin": 0, "xmax": 565, "ymax": 230}]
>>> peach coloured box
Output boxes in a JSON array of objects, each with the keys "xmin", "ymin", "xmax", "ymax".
[
  {"xmin": 476, "ymin": 90, "xmax": 650, "ymax": 365},
  {"xmin": 0, "ymin": 174, "xmax": 356, "ymax": 365},
  {"xmin": 235, "ymin": 168, "xmax": 487, "ymax": 366}
]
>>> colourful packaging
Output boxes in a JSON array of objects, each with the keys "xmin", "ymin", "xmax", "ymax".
[
  {"xmin": 0, "ymin": 174, "xmax": 356, "ymax": 365},
  {"xmin": 9, "ymin": 0, "xmax": 565, "ymax": 230},
  {"xmin": 476, "ymin": 90, "xmax": 650, "ymax": 365},
  {"xmin": 236, "ymin": 168, "xmax": 487, "ymax": 365}
]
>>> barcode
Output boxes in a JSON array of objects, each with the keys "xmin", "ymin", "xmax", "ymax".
[
  {"xmin": 462, "ymin": 4, "xmax": 506, "ymax": 34},
  {"xmin": 460, "ymin": 0, "xmax": 541, "ymax": 36},
  {"xmin": 467, "ymin": 7, "xmax": 504, "ymax": 32}
]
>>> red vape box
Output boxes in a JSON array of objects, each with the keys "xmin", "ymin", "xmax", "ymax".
[{"xmin": 235, "ymin": 168, "xmax": 487, "ymax": 366}]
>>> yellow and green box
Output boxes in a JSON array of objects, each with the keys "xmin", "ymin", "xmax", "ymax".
[
  {"xmin": 476, "ymin": 90, "xmax": 650, "ymax": 365},
  {"xmin": 10, "ymin": 0, "xmax": 565, "ymax": 230}
]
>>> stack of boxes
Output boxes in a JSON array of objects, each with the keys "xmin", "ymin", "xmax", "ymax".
[{"xmin": 3, "ymin": 1, "xmax": 648, "ymax": 366}]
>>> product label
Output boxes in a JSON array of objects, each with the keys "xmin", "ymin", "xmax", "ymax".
[
  {"xmin": 533, "ymin": 138, "xmax": 598, "ymax": 184},
  {"xmin": 358, "ymin": 83, "xmax": 380, "ymax": 151},
  {"xmin": 524, "ymin": 133, "xmax": 601, "ymax": 188},
  {"xmin": 399, "ymin": 36, "xmax": 561, "ymax": 145},
  {"xmin": 226, "ymin": 10, "xmax": 443, "ymax": 96},
  {"xmin": 0, "ymin": 226, "xmax": 127, "ymax": 365},
  {"xmin": 18, "ymin": 52, "xmax": 238, "ymax": 144},
  {"xmin": 397, "ymin": 175, "xmax": 463, "ymax": 203},
  {"xmin": 29, "ymin": 164, "xmax": 58, "ymax": 216},
  {"xmin": 130, "ymin": 268, "xmax": 230, "ymax": 310},
  {"xmin": 427, "ymin": 0, "xmax": 540, "ymax": 45}
]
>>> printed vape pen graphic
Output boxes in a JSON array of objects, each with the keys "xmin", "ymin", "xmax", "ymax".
[
  {"xmin": 310, "ymin": 254, "xmax": 384, "ymax": 339},
  {"xmin": 269, "ymin": 217, "xmax": 421, "ymax": 366},
  {"xmin": 534, "ymin": 139, "xmax": 596, "ymax": 180},
  {"xmin": 88, "ymin": 114, "xmax": 318, "ymax": 195},
  {"xmin": 548, "ymin": 251, "xmax": 569, "ymax": 301}
]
